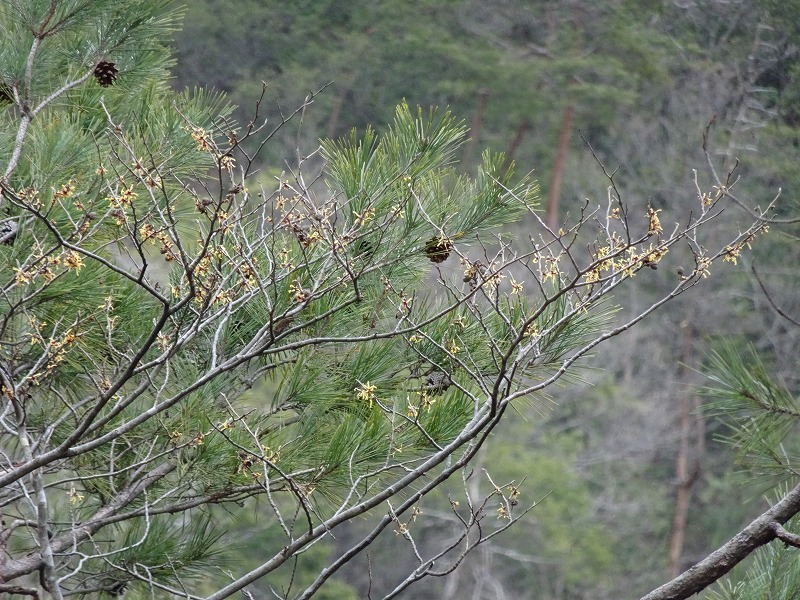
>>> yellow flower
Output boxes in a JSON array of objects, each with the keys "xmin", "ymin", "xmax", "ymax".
[
  {"xmin": 120, "ymin": 186, "xmax": 137, "ymax": 205},
  {"xmin": 288, "ymin": 280, "xmax": 308, "ymax": 302},
  {"xmin": 64, "ymin": 250, "xmax": 84, "ymax": 274},
  {"xmin": 261, "ymin": 445, "xmax": 280, "ymax": 462},
  {"xmin": 156, "ymin": 332, "xmax": 171, "ymax": 351},
  {"xmin": 584, "ymin": 269, "xmax": 600, "ymax": 283},
  {"xmin": 693, "ymin": 256, "xmax": 711, "ymax": 278},
  {"xmin": 68, "ymin": 487, "xmax": 84, "ymax": 505},
  {"xmin": 98, "ymin": 296, "xmax": 113, "ymax": 312},
  {"xmin": 14, "ymin": 267, "xmax": 32, "ymax": 285},
  {"xmin": 647, "ymin": 207, "xmax": 663, "ymax": 236},
  {"xmin": 219, "ymin": 153, "xmax": 235, "ymax": 171},
  {"xmin": 54, "ymin": 178, "xmax": 77, "ymax": 199},
  {"xmin": 191, "ymin": 127, "xmax": 212, "ymax": 152},
  {"xmin": 541, "ymin": 255, "xmax": 561, "ymax": 283},
  {"xmin": 407, "ymin": 402, "xmax": 418, "ymax": 418},
  {"xmin": 355, "ymin": 381, "xmax": 377, "ymax": 406},
  {"xmin": 723, "ymin": 245, "xmax": 741, "ymax": 265}
]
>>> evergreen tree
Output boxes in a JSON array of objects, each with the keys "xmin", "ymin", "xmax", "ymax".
[{"xmin": 0, "ymin": 1, "xmax": 774, "ymax": 598}]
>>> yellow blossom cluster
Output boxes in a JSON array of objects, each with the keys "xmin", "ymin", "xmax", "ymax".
[
  {"xmin": 355, "ymin": 381, "xmax": 377, "ymax": 407},
  {"xmin": 510, "ymin": 277, "xmax": 524, "ymax": 295},
  {"xmin": 723, "ymin": 245, "xmax": 742, "ymax": 265},
  {"xmin": 14, "ymin": 249, "xmax": 84, "ymax": 286},
  {"xmin": 723, "ymin": 229, "xmax": 764, "ymax": 265},
  {"xmin": 44, "ymin": 328, "xmax": 78, "ymax": 377},
  {"xmin": 693, "ymin": 256, "xmax": 711, "ymax": 278},
  {"xmin": 646, "ymin": 206, "xmax": 663, "ymax": 236},
  {"xmin": 189, "ymin": 126, "xmax": 239, "ymax": 176},
  {"xmin": 25, "ymin": 314, "xmax": 47, "ymax": 346},
  {"xmin": 139, "ymin": 223, "xmax": 174, "ymax": 261},
  {"xmin": 107, "ymin": 180, "xmax": 137, "ymax": 209},
  {"xmin": 407, "ymin": 389, "xmax": 436, "ymax": 419},
  {"xmin": 700, "ymin": 185, "xmax": 725, "ymax": 207},
  {"xmin": 277, "ymin": 247, "xmax": 293, "ymax": 270},
  {"xmin": 261, "ymin": 444, "xmax": 280, "ymax": 463},
  {"xmin": 540, "ymin": 255, "xmax": 561, "ymax": 283},
  {"xmin": 156, "ymin": 332, "xmax": 171, "ymax": 352},
  {"xmin": 288, "ymin": 280, "xmax": 308, "ymax": 302},
  {"xmin": 461, "ymin": 258, "xmax": 485, "ymax": 287},
  {"xmin": 236, "ymin": 258, "xmax": 258, "ymax": 290},
  {"xmin": 16, "ymin": 186, "xmax": 42, "ymax": 209},
  {"xmin": 584, "ymin": 241, "xmax": 668, "ymax": 283},
  {"xmin": 353, "ymin": 206, "xmax": 376, "ymax": 228},
  {"xmin": 52, "ymin": 178, "xmax": 77, "ymax": 203},
  {"xmin": 167, "ymin": 245, "xmax": 258, "ymax": 307},
  {"xmin": 393, "ymin": 505, "xmax": 422, "ymax": 537},
  {"xmin": 280, "ymin": 207, "xmax": 325, "ymax": 249},
  {"xmin": 63, "ymin": 250, "xmax": 84, "ymax": 273},
  {"xmin": 447, "ymin": 338, "xmax": 460, "ymax": 355},
  {"xmin": 190, "ymin": 126, "xmax": 212, "ymax": 152},
  {"xmin": 621, "ymin": 244, "xmax": 668, "ymax": 277},
  {"xmin": 68, "ymin": 486, "xmax": 85, "ymax": 505},
  {"xmin": 219, "ymin": 153, "xmax": 235, "ymax": 172}
]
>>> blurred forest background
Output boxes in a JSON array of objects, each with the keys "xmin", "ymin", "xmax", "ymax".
[{"xmin": 167, "ymin": 1, "xmax": 800, "ymax": 598}]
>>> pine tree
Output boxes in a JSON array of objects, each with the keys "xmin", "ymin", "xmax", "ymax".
[{"xmin": 0, "ymin": 1, "xmax": 772, "ymax": 598}]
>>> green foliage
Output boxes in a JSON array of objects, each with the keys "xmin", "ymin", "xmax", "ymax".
[{"xmin": 704, "ymin": 344, "xmax": 800, "ymax": 483}]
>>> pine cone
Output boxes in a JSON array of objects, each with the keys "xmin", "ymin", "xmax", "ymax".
[
  {"xmin": 424, "ymin": 370, "xmax": 452, "ymax": 394},
  {"xmin": 94, "ymin": 61, "xmax": 118, "ymax": 87},
  {"xmin": 424, "ymin": 236, "xmax": 452, "ymax": 263},
  {"xmin": 0, "ymin": 219, "xmax": 18, "ymax": 245}
]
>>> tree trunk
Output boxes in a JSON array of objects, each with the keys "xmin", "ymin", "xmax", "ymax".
[
  {"xmin": 668, "ymin": 321, "xmax": 704, "ymax": 577},
  {"xmin": 546, "ymin": 104, "xmax": 574, "ymax": 230},
  {"xmin": 463, "ymin": 89, "xmax": 490, "ymax": 168},
  {"xmin": 503, "ymin": 118, "xmax": 531, "ymax": 169}
]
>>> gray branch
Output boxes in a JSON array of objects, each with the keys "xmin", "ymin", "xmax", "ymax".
[{"xmin": 640, "ymin": 482, "xmax": 800, "ymax": 600}]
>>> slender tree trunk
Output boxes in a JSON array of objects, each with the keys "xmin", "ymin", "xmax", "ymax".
[
  {"xmin": 503, "ymin": 118, "xmax": 531, "ymax": 169},
  {"xmin": 326, "ymin": 86, "xmax": 349, "ymax": 139},
  {"xmin": 546, "ymin": 104, "xmax": 574, "ymax": 230},
  {"xmin": 463, "ymin": 89, "xmax": 489, "ymax": 168},
  {"xmin": 668, "ymin": 321, "xmax": 703, "ymax": 577}
]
